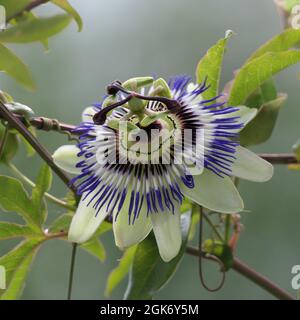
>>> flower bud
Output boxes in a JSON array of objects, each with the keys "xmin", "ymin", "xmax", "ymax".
[{"xmin": 52, "ymin": 145, "xmax": 81, "ymax": 174}]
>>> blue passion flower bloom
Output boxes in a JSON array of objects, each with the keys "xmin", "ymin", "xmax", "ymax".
[{"xmin": 53, "ymin": 76, "xmax": 273, "ymax": 262}]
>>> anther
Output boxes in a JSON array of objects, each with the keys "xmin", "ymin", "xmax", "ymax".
[{"xmin": 106, "ymin": 80, "xmax": 122, "ymax": 95}]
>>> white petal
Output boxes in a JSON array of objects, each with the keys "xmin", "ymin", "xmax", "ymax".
[
  {"xmin": 113, "ymin": 193, "xmax": 152, "ymax": 249},
  {"xmin": 82, "ymin": 106, "xmax": 97, "ymax": 122},
  {"xmin": 52, "ymin": 145, "xmax": 81, "ymax": 174},
  {"xmin": 151, "ymin": 208, "xmax": 182, "ymax": 262},
  {"xmin": 231, "ymin": 146, "xmax": 273, "ymax": 182},
  {"xmin": 68, "ymin": 190, "xmax": 108, "ymax": 243},
  {"xmin": 180, "ymin": 169, "xmax": 244, "ymax": 213}
]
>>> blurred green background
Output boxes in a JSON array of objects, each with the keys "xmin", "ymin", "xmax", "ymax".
[{"xmin": 0, "ymin": 0, "xmax": 300, "ymax": 299}]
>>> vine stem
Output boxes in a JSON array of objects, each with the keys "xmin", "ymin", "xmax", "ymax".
[
  {"xmin": 186, "ymin": 246, "xmax": 294, "ymax": 300},
  {"xmin": 7, "ymin": 163, "xmax": 75, "ymax": 211},
  {"xmin": 67, "ymin": 243, "xmax": 78, "ymax": 300}
]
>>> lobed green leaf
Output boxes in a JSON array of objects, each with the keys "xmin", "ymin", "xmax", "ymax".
[
  {"xmin": 0, "ymin": 175, "xmax": 40, "ymax": 230},
  {"xmin": 0, "ymin": 222, "xmax": 33, "ymax": 240},
  {"xmin": 0, "ymin": 238, "xmax": 44, "ymax": 299}
]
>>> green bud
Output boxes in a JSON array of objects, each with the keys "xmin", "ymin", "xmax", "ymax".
[
  {"xmin": 150, "ymin": 78, "xmax": 172, "ymax": 98},
  {"xmin": 5, "ymin": 102, "xmax": 34, "ymax": 119}
]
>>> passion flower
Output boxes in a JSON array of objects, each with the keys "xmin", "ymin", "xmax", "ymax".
[{"xmin": 53, "ymin": 76, "xmax": 273, "ymax": 262}]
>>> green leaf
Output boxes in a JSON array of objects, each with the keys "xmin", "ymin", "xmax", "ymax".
[
  {"xmin": 105, "ymin": 246, "xmax": 137, "ymax": 297},
  {"xmin": 52, "ymin": 0, "xmax": 83, "ymax": 31},
  {"xmin": 0, "ymin": 14, "xmax": 72, "ymax": 43},
  {"xmin": 49, "ymin": 213, "xmax": 72, "ymax": 234},
  {"xmin": 228, "ymin": 51, "xmax": 300, "ymax": 106},
  {"xmin": 94, "ymin": 221, "xmax": 113, "ymax": 237},
  {"xmin": 0, "ymin": 222, "xmax": 33, "ymax": 240},
  {"xmin": 0, "ymin": 42, "xmax": 35, "ymax": 90},
  {"xmin": 0, "ymin": 125, "xmax": 19, "ymax": 163},
  {"xmin": 246, "ymin": 28, "xmax": 300, "ymax": 62},
  {"xmin": 0, "ymin": 176, "xmax": 39, "ymax": 229},
  {"xmin": 124, "ymin": 212, "xmax": 191, "ymax": 300},
  {"xmin": 240, "ymin": 93, "xmax": 287, "ymax": 146},
  {"xmin": 31, "ymin": 164, "xmax": 52, "ymax": 225},
  {"xmin": 0, "ymin": 238, "xmax": 43, "ymax": 299},
  {"xmin": 244, "ymin": 78, "xmax": 277, "ymax": 109},
  {"xmin": 0, "ymin": 0, "xmax": 32, "ymax": 20},
  {"xmin": 281, "ymin": 0, "xmax": 300, "ymax": 11},
  {"xmin": 196, "ymin": 30, "xmax": 233, "ymax": 100},
  {"xmin": 11, "ymin": 11, "xmax": 50, "ymax": 50},
  {"xmin": 80, "ymin": 238, "xmax": 106, "ymax": 262}
]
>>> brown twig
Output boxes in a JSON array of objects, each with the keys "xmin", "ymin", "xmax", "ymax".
[
  {"xmin": 257, "ymin": 153, "xmax": 298, "ymax": 164},
  {"xmin": 6, "ymin": 0, "xmax": 50, "ymax": 22},
  {"xmin": 186, "ymin": 246, "xmax": 295, "ymax": 300}
]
